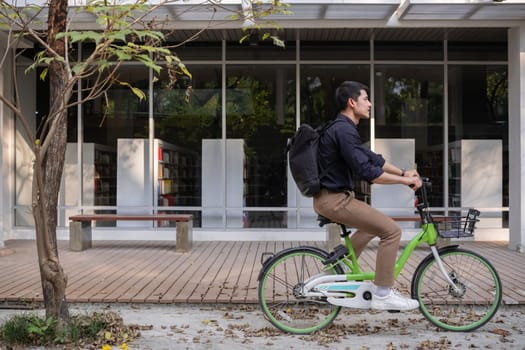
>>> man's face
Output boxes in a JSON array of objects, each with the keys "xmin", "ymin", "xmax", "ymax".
[{"xmin": 351, "ymin": 89, "xmax": 372, "ymax": 119}]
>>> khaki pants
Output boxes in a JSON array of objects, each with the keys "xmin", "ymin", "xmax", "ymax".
[{"xmin": 313, "ymin": 188, "xmax": 401, "ymax": 287}]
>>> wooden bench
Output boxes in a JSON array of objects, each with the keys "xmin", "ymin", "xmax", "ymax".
[{"xmin": 68, "ymin": 214, "xmax": 193, "ymax": 253}]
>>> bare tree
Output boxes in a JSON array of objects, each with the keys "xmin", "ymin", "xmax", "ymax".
[{"xmin": 0, "ymin": 0, "xmax": 288, "ymax": 324}]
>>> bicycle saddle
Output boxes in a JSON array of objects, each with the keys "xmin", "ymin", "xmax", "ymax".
[{"xmin": 317, "ymin": 215, "xmax": 333, "ymax": 227}]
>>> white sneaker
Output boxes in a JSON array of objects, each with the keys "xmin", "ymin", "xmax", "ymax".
[{"xmin": 371, "ymin": 290, "xmax": 419, "ymax": 311}]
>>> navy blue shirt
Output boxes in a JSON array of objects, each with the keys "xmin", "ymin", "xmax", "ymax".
[{"xmin": 318, "ymin": 114, "xmax": 385, "ymax": 192}]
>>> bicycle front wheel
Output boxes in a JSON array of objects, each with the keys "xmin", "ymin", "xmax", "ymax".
[
  {"xmin": 258, "ymin": 247, "xmax": 343, "ymax": 334},
  {"xmin": 412, "ymin": 247, "xmax": 502, "ymax": 331}
]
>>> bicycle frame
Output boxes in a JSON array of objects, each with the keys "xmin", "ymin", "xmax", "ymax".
[{"xmin": 302, "ymin": 178, "xmax": 461, "ymax": 297}]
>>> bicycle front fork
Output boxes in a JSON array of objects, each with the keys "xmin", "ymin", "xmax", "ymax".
[{"xmin": 430, "ymin": 245, "xmax": 462, "ymax": 293}]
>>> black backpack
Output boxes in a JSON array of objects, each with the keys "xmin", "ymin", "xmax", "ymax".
[{"xmin": 287, "ymin": 121, "xmax": 336, "ymax": 197}]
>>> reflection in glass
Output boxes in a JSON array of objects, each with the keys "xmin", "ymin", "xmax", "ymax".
[
  {"xmin": 11, "ymin": 36, "xmax": 510, "ymax": 233},
  {"xmin": 301, "ymin": 65, "xmax": 370, "ymax": 129},
  {"xmin": 81, "ymin": 66, "xmax": 149, "ymax": 225},
  {"xmin": 301, "ymin": 41, "xmax": 370, "ymax": 60},
  {"xmin": 226, "ymin": 65, "xmax": 296, "ymax": 228},
  {"xmin": 448, "ymin": 42, "xmax": 507, "ymax": 61},
  {"xmin": 375, "ymin": 41, "xmax": 443, "ymax": 61},
  {"xmin": 154, "ymin": 65, "xmax": 222, "ymax": 228},
  {"xmin": 375, "ymin": 65, "xmax": 444, "ymax": 207},
  {"xmin": 448, "ymin": 65, "xmax": 508, "ymax": 227},
  {"xmin": 299, "ymin": 64, "xmax": 371, "ymax": 206}
]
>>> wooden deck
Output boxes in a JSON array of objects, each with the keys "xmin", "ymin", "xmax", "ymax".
[{"xmin": 0, "ymin": 239, "xmax": 524, "ymax": 305}]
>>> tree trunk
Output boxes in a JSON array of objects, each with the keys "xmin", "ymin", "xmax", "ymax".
[
  {"xmin": 33, "ymin": 113, "xmax": 70, "ymax": 322},
  {"xmin": 32, "ymin": 0, "xmax": 70, "ymax": 322}
]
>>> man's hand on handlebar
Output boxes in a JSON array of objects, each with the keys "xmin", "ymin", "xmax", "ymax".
[
  {"xmin": 403, "ymin": 169, "xmax": 419, "ymax": 178},
  {"xmin": 404, "ymin": 170, "xmax": 422, "ymax": 190}
]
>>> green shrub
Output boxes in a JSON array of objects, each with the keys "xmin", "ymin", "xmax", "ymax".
[
  {"xmin": 0, "ymin": 311, "xmax": 139, "ymax": 348},
  {"xmin": 0, "ymin": 313, "xmax": 33, "ymax": 345}
]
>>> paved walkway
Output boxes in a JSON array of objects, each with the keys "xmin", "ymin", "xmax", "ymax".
[
  {"xmin": 3, "ymin": 303, "xmax": 524, "ymax": 350},
  {"xmin": 0, "ymin": 239, "xmax": 523, "ymax": 305}
]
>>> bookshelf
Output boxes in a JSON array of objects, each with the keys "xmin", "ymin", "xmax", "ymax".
[
  {"xmin": 117, "ymin": 138, "xmax": 199, "ymax": 227},
  {"xmin": 157, "ymin": 140, "xmax": 200, "ymax": 207},
  {"xmin": 94, "ymin": 145, "xmax": 117, "ymax": 206}
]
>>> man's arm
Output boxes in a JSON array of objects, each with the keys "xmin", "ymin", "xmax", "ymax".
[
  {"xmin": 382, "ymin": 162, "xmax": 406, "ymax": 177},
  {"xmin": 372, "ymin": 162, "xmax": 422, "ymax": 190}
]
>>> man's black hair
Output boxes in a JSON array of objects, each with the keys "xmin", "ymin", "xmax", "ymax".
[{"xmin": 335, "ymin": 81, "xmax": 369, "ymax": 111}]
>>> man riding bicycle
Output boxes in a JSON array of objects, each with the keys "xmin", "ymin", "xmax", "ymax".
[{"xmin": 314, "ymin": 80, "xmax": 422, "ymax": 311}]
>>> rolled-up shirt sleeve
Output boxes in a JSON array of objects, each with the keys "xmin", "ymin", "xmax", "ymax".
[{"xmin": 357, "ymin": 147, "xmax": 385, "ymax": 182}]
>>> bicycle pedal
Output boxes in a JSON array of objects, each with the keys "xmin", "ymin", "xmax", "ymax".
[{"xmin": 387, "ymin": 310, "xmax": 401, "ymax": 313}]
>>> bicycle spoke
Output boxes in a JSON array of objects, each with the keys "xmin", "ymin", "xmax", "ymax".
[
  {"xmin": 258, "ymin": 247, "xmax": 342, "ymax": 334},
  {"xmin": 414, "ymin": 248, "xmax": 501, "ymax": 331},
  {"xmin": 265, "ymin": 271, "xmax": 296, "ymax": 291}
]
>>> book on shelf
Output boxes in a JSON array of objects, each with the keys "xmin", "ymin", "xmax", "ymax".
[{"xmin": 162, "ymin": 150, "xmax": 170, "ymax": 163}]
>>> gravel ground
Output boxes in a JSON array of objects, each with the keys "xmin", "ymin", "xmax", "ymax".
[{"xmin": 1, "ymin": 303, "xmax": 524, "ymax": 349}]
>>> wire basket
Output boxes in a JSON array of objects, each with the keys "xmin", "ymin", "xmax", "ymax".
[{"xmin": 437, "ymin": 209, "xmax": 481, "ymax": 239}]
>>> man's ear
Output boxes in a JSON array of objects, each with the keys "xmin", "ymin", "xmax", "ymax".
[{"xmin": 348, "ymin": 98, "xmax": 356, "ymax": 108}]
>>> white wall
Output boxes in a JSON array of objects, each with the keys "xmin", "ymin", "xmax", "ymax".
[
  {"xmin": 371, "ymin": 139, "xmax": 415, "ymax": 214},
  {"xmin": 116, "ymin": 138, "xmax": 154, "ymax": 227},
  {"xmin": 0, "ymin": 37, "xmax": 7, "ymax": 247},
  {"xmin": 0, "ymin": 35, "xmax": 37, "ymax": 242},
  {"xmin": 58, "ymin": 143, "xmax": 97, "ymax": 226},
  {"xmin": 13, "ymin": 60, "xmax": 37, "ymax": 227},
  {"xmin": 508, "ymin": 25, "xmax": 525, "ymax": 252},
  {"xmin": 201, "ymin": 139, "xmax": 245, "ymax": 228}
]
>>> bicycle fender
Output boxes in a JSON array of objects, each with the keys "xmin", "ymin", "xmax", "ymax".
[
  {"xmin": 257, "ymin": 246, "xmax": 329, "ymax": 281},
  {"xmin": 410, "ymin": 245, "xmax": 459, "ymax": 297}
]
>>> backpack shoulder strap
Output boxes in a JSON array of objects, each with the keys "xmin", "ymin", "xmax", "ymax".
[{"xmin": 317, "ymin": 118, "xmax": 343, "ymax": 178}]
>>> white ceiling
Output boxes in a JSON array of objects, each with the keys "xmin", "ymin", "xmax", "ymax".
[
  {"xmin": 5, "ymin": 1, "xmax": 525, "ymax": 42},
  {"xmin": 55, "ymin": 0, "xmax": 525, "ymax": 29},
  {"xmin": 163, "ymin": 0, "xmax": 525, "ymax": 22}
]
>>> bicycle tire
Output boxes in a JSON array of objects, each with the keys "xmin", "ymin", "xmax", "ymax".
[
  {"xmin": 411, "ymin": 246, "xmax": 502, "ymax": 331},
  {"xmin": 258, "ymin": 246, "xmax": 344, "ymax": 334}
]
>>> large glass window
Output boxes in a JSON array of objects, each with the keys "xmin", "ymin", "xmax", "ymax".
[
  {"xmin": 448, "ymin": 42, "xmax": 507, "ymax": 61},
  {"xmin": 154, "ymin": 64, "xmax": 222, "ymax": 227},
  {"xmin": 375, "ymin": 41, "xmax": 443, "ymax": 61},
  {"xmin": 80, "ymin": 65, "xmax": 149, "ymax": 225},
  {"xmin": 300, "ymin": 64, "xmax": 370, "ymax": 132},
  {"xmin": 170, "ymin": 41, "xmax": 222, "ymax": 61},
  {"xmin": 374, "ymin": 65, "xmax": 444, "ymax": 209},
  {"xmin": 225, "ymin": 64, "xmax": 296, "ymax": 228},
  {"xmin": 12, "ymin": 33, "xmax": 510, "ymax": 234},
  {"xmin": 448, "ymin": 65, "xmax": 508, "ymax": 227},
  {"xmin": 16, "ymin": 63, "xmax": 80, "ymax": 226},
  {"xmin": 14, "ymin": 60, "xmax": 39, "ymax": 226},
  {"xmin": 297, "ymin": 64, "xmax": 370, "ymax": 225},
  {"xmin": 301, "ymin": 41, "xmax": 370, "ymax": 60},
  {"xmin": 227, "ymin": 41, "xmax": 296, "ymax": 60}
]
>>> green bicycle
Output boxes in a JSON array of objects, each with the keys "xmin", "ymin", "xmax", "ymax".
[{"xmin": 258, "ymin": 178, "xmax": 502, "ymax": 334}]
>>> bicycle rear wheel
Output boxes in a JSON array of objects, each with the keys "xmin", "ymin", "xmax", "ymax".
[
  {"xmin": 412, "ymin": 247, "xmax": 502, "ymax": 331},
  {"xmin": 258, "ymin": 247, "xmax": 343, "ymax": 334}
]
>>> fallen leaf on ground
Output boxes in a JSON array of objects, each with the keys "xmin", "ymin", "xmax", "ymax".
[{"xmin": 490, "ymin": 328, "xmax": 511, "ymax": 337}]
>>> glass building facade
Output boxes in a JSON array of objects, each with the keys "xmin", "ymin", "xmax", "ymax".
[{"xmin": 12, "ymin": 33, "xmax": 509, "ymax": 235}]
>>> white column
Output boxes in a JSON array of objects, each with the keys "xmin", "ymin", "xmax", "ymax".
[
  {"xmin": 0, "ymin": 40, "xmax": 5, "ymax": 248},
  {"xmin": 508, "ymin": 25, "xmax": 525, "ymax": 252}
]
